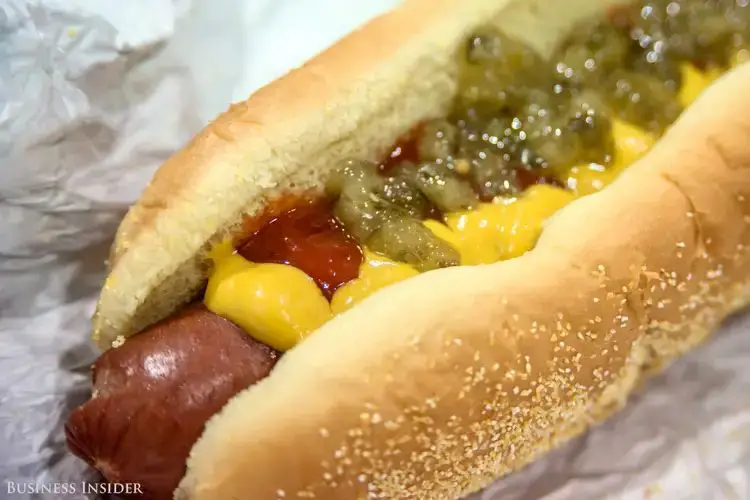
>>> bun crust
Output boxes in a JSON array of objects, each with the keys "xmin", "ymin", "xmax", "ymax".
[
  {"xmin": 93, "ymin": 0, "xmax": 750, "ymax": 498},
  {"xmin": 178, "ymin": 69, "xmax": 750, "ymax": 500}
]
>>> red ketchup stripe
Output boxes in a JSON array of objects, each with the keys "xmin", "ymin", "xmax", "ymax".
[
  {"xmin": 379, "ymin": 125, "xmax": 422, "ymax": 172},
  {"xmin": 237, "ymin": 200, "xmax": 363, "ymax": 300}
]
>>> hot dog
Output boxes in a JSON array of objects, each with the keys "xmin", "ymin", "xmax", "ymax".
[
  {"xmin": 67, "ymin": 0, "xmax": 750, "ymax": 498},
  {"xmin": 65, "ymin": 306, "xmax": 279, "ymax": 499}
]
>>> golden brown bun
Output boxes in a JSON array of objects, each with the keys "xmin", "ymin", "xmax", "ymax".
[{"xmin": 92, "ymin": 0, "xmax": 750, "ymax": 498}]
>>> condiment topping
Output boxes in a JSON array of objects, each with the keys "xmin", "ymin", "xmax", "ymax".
[
  {"xmin": 205, "ymin": 241, "xmax": 332, "ymax": 351},
  {"xmin": 238, "ymin": 200, "xmax": 363, "ymax": 299},
  {"xmin": 205, "ymin": 0, "xmax": 749, "ymax": 350}
]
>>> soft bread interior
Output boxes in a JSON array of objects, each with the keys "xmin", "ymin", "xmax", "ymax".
[{"xmin": 93, "ymin": 0, "xmax": 629, "ymax": 349}]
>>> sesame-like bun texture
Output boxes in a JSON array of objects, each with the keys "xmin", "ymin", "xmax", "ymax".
[{"xmin": 92, "ymin": 0, "xmax": 750, "ymax": 498}]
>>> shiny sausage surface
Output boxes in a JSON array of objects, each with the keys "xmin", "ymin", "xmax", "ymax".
[{"xmin": 65, "ymin": 305, "xmax": 279, "ymax": 500}]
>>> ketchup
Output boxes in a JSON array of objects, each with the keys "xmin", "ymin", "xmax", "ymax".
[
  {"xmin": 379, "ymin": 126, "xmax": 422, "ymax": 172},
  {"xmin": 516, "ymin": 168, "xmax": 564, "ymax": 191},
  {"xmin": 238, "ymin": 201, "xmax": 363, "ymax": 300}
]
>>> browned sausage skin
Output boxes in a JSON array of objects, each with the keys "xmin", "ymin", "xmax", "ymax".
[{"xmin": 65, "ymin": 306, "xmax": 279, "ymax": 499}]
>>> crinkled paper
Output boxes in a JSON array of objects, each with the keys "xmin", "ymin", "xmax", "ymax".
[{"xmin": 0, "ymin": 1, "xmax": 747, "ymax": 498}]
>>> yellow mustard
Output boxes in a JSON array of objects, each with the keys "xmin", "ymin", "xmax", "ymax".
[
  {"xmin": 678, "ymin": 63, "xmax": 720, "ymax": 107},
  {"xmin": 204, "ymin": 241, "xmax": 332, "ymax": 351},
  {"xmin": 563, "ymin": 118, "xmax": 655, "ymax": 196},
  {"xmin": 442, "ymin": 184, "xmax": 576, "ymax": 264},
  {"xmin": 330, "ymin": 251, "xmax": 419, "ymax": 315}
]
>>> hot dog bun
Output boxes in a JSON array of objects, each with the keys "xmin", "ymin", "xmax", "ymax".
[
  {"xmin": 93, "ymin": 0, "xmax": 626, "ymax": 350},
  {"xmin": 92, "ymin": 0, "xmax": 750, "ymax": 498}
]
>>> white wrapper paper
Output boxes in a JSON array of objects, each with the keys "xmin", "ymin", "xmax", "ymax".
[{"xmin": 0, "ymin": 1, "xmax": 748, "ymax": 499}]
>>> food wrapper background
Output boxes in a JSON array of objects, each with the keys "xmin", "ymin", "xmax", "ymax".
[{"xmin": 1, "ymin": 0, "xmax": 748, "ymax": 498}]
